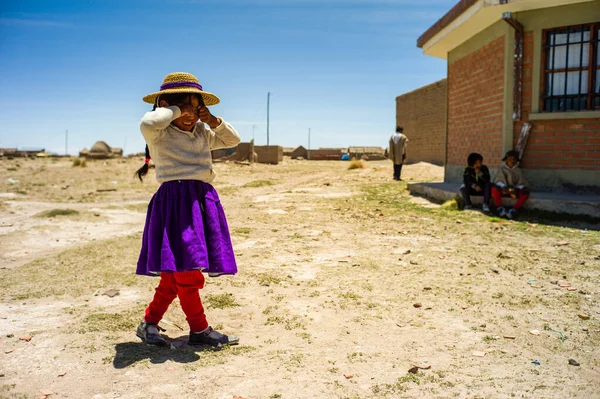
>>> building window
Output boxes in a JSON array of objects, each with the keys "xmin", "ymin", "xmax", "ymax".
[{"xmin": 542, "ymin": 23, "xmax": 600, "ymax": 112}]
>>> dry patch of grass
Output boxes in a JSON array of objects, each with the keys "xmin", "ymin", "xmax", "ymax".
[
  {"xmin": 0, "ymin": 384, "xmax": 28, "ymax": 399},
  {"xmin": 255, "ymin": 272, "xmax": 285, "ymax": 287},
  {"xmin": 348, "ymin": 159, "xmax": 366, "ymax": 170},
  {"xmin": 232, "ymin": 227, "xmax": 252, "ymax": 237},
  {"xmin": 372, "ymin": 372, "xmax": 447, "ymax": 396},
  {"xmin": 79, "ymin": 305, "xmax": 144, "ymax": 334},
  {"xmin": 0, "ymin": 234, "xmax": 142, "ymax": 300},
  {"xmin": 35, "ymin": 208, "xmax": 79, "ymax": 218},
  {"xmin": 180, "ymin": 345, "xmax": 258, "ymax": 370},
  {"xmin": 72, "ymin": 158, "xmax": 87, "ymax": 167},
  {"xmin": 243, "ymin": 180, "xmax": 278, "ymax": 188}
]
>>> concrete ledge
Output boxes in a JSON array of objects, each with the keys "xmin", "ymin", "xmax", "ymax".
[
  {"xmin": 445, "ymin": 165, "xmax": 600, "ymax": 193},
  {"xmin": 408, "ymin": 182, "xmax": 600, "ymax": 218}
]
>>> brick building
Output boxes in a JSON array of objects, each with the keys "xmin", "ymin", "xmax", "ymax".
[
  {"xmin": 396, "ymin": 79, "xmax": 447, "ymax": 166},
  {"xmin": 309, "ymin": 148, "xmax": 346, "ymax": 161},
  {"xmin": 291, "ymin": 146, "xmax": 308, "ymax": 160},
  {"xmin": 255, "ymin": 145, "xmax": 284, "ymax": 164},
  {"xmin": 418, "ymin": 0, "xmax": 600, "ymax": 192}
]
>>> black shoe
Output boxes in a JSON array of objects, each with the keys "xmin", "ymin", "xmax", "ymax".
[
  {"xmin": 136, "ymin": 322, "xmax": 167, "ymax": 346},
  {"xmin": 188, "ymin": 327, "xmax": 239, "ymax": 347}
]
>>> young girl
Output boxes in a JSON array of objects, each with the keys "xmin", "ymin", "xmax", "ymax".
[
  {"xmin": 492, "ymin": 150, "xmax": 530, "ymax": 219},
  {"xmin": 135, "ymin": 72, "xmax": 241, "ymax": 347}
]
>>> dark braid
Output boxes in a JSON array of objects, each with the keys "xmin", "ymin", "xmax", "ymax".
[{"xmin": 135, "ymin": 144, "xmax": 151, "ymax": 182}]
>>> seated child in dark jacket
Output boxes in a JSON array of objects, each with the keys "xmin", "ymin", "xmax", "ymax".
[
  {"xmin": 460, "ymin": 152, "xmax": 492, "ymax": 212},
  {"xmin": 492, "ymin": 150, "xmax": 530, "ymax": 219}
]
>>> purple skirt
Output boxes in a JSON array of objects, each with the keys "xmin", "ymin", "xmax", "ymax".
[{"xmin": 136, "ymin": 180, "xmax": 237, "ymax": 277}]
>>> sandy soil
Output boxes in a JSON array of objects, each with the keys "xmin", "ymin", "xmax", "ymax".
[{"xmin": 0, "ymin": 157, "xmax": 598, "ymax": 399}]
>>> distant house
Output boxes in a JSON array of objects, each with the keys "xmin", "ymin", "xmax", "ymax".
[
  {"xmin": 291, "ymin": 146, "xmax": 308, "ymax": 160},
  {"xmin": 309, "ymin": 148, "xmax": 347, "ymax": 161},
  {"xmin": 255, "ymin": 145, "xmax": 284, "ymax": 164},
  {"xmin": 348, "ymin": 146, "xmax": 386, "ymax": 160},
  {"xmin": 1, "ymin": 147, "xmax": 45, "ymax": 158},
  {"xmin": 0, "ymin": 148, "xmax": 18, "ymax": 158},
  {"xmin": 416, "ymin": 0, "xmax": 600, "ymax": 192},
  {"xmin": 80, "ymin": 141, "xmax": 123, "ymax": 159},
  {"xmin": 220, "ymin": 141, "xmax": 258, "ymax": 163},
  {"xmin": 283, "ymin": 147, "xmax": 296, "ymax": 157}
]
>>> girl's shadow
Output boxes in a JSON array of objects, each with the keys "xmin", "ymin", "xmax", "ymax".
[{"xmin": 112, "ymin": 335, "xmax": 215, "ymax": 368}]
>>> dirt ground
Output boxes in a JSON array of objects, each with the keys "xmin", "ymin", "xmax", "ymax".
[{"xmin": 0, "ymin": 157, "xmax": 599, "ymax": 399}]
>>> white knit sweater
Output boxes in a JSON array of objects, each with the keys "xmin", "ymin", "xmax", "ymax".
[{"xmin": 140, "ymin": 106, "xmax": 241, "ymax": 184}]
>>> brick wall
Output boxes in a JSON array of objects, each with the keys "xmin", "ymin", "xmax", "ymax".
[
  {"xmin": 396, "ymin": 79, "xmax": 447, "ymax": 165},
  {"xmin": 448, "ymin": 36, "xmax": 505, "ymax": 168},
  {"xmin": 310, "ymin": 148, "xmax": 345, "ymax": 161},
  {"xmin": 255, "ymin": 145, "xmax": 283, "ymax": 164},
  {"xmin": 516, "ymin": 31, "xmax": 600, "ymax": 172}
]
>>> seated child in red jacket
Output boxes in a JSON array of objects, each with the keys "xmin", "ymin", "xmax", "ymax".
[{"xmin": 492, "ymin": 150, "xmax": 530, "ymax": 219}]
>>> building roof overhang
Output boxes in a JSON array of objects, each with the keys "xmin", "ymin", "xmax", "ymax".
[{"xmin": 418, "ymin": 0, "xmax": 596, "ymax": 59}]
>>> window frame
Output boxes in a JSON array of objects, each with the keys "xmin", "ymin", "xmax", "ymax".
[{"xmin": 540, "ymin": 22, "xmax": 600, "ymax": 113}]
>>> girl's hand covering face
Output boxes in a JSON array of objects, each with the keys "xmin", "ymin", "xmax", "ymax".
[{"xmin": 198, "ymin": 106, "xmax": 214, "ymax": 124}]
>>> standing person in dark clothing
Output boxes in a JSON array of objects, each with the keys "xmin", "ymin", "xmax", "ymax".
[
  {"xmin": 460, "ymin": 152, "xmax": 492, "ymax": 212},
  {"xmin": 388, "ymin": 126, "xmax": 408, "ymax": 181}
]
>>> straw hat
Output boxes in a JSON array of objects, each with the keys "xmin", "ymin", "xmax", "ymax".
[{"xmin": 142, "ymin": 72, "xmax": 220, "ymax": 106}]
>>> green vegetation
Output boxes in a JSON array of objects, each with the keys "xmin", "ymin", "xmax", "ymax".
[{"xmin": 204, "ymin": 293, "xmax": 240, "ymax": 309}]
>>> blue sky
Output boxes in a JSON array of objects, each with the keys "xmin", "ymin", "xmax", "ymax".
[{"xmin": 0, "ymin": 0, "xmax": 452, "ymax": 155}]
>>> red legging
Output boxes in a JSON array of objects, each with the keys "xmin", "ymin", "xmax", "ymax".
[
  {"xmin": 491, "ymin": 187, "xmax": 529, "ymax": 210},
  {"xmin": 144, "ymin": 270, "xmax": 209, "ymax": 332}
]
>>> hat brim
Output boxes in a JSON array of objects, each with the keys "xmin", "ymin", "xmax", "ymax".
[{"xmin": 143, "ymin": 88, "xmax": 220, "ymax": 106}]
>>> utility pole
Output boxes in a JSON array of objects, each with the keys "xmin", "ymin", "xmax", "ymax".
[
  {"xmin": 266, "ymin": 92, "xmax": 270, "ymax": 146},
  {"xmin": 65, "ymin": 130, "xmax": 68, "ymax": 156},
  {"xmin": 308, "ymin": 128, "xmax": 311, "ymax": 160}
]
